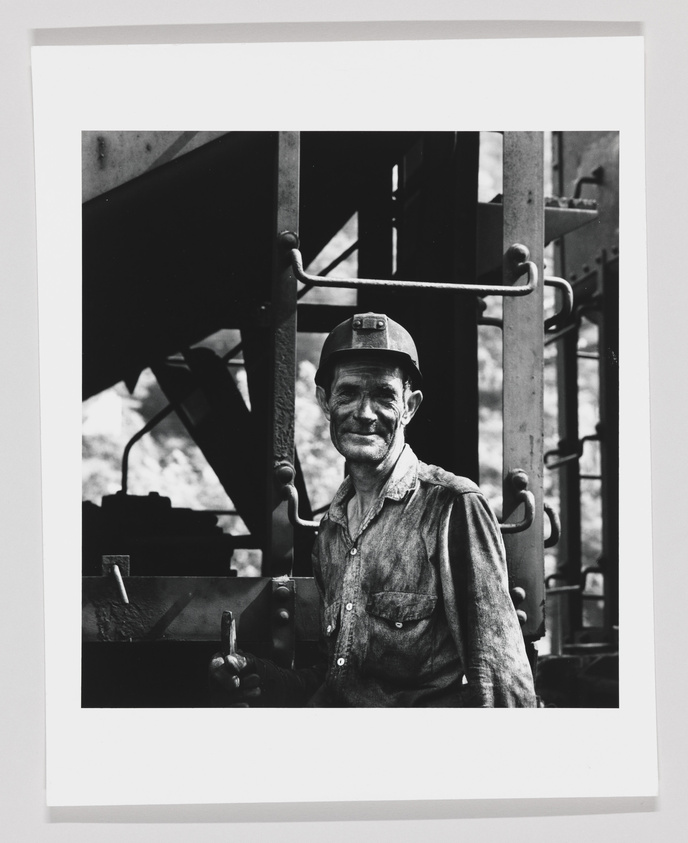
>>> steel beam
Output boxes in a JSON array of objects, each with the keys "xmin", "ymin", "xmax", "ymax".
[
  {"xmin": 82, "ymin": 576, "xmax": 320, "ymax": 644},
  {"xmin": 502, "ymin": 132, "xmax": 545, "ymax": 642},
  {"xmin": 265, "ymin": 131, "xmax": 300, "ymax": 576}
]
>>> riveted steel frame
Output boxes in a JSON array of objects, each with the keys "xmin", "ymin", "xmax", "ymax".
[{"xmin": 501, "ymin": 132, "xmax": 546, "ymax": 643}]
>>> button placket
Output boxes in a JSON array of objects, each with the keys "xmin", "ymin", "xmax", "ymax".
[{"xmin": 337, "ymin": 536, "xmax": 365, "ymax": 672}]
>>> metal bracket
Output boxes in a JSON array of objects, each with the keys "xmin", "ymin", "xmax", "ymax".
[
  {"xmin": 101, "ymin": 555, "xmax": 130, "ymax": 604},
  {"xmin": 499, "ymin": 469, "xmax": 535, "ymax": 535},
  {"xmin": 280, "ymin": 232, "xmax": 538, "ymax": 298},
  {"xmin": 271, "ymin": 576, "xmax": 296, "ymax": 669}
]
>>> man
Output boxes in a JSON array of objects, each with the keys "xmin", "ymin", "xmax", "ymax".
[{"xmin": 210, "ymin": 312, "xmax": 537, "ymax": 707}]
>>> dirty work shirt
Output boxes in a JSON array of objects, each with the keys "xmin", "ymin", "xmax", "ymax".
[{"xmin": 309, "ymin": 445, "xmax": 537, "ymax": 707}]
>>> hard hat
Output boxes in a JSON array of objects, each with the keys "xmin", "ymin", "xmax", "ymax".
[{"xmin": 315, "ymin": 312, "xmax": 422, "ymax": 389}]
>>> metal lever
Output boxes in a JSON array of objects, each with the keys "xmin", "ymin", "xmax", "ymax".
[
  {"xmin": 280, "ymin": 232, "xmax": 538, "ymax": 298},
  {"xmin": 499, "ymin": 469, "xmax": 535, "ymax": 534},
  {"xmin": 221, "ymin": 610, "xmax": 237, "ymax": 660},
  {"xmin": 101, "ymin": 555, "xmax": 130, "ymax": 604},
  {"xmin": 275, "ymin": 462, "xmax": 320, "ymax": 531}
]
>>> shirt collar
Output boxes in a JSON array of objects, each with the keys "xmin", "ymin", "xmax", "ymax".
[{"xmin": 327, "ymin": 444, "xmax": 419, "ymax": 529}]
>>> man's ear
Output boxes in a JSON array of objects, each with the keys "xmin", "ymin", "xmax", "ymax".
[
  {"xmin": 315, "ymin": 385, "xmax": 331, "ymax": 419},
  {"xmin": 402, "ymin": 389, "xmax": 423, "ymax": 426}
]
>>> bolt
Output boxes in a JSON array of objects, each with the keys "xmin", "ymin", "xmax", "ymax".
[
  {"xmin": 507, "ymin": 243, "xmax": 530, "ymax": 264},
  {"xmin": 510, "ymin": 586, "xmax": 526, "ymax": 606},
  {"xmin": 278, "ymin": 230, "xmax": 300, "ymax": 250},
  {"xmin": 275, "ymin": 463, "xmax": 295, "ymax": 485}
]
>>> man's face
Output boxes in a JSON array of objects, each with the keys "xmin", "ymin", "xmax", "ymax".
[{"xmin": 316, "ymin": 356, "xmax": 422, "ymax": 466}]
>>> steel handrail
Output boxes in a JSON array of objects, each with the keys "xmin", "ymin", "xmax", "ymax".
[
  {"xmin": 545, "ymin": 431, "xmax": 599, "ymax": 470},
  {"xmin": 544, "ymin": 275, "xmax": 574, "ymax": 333},
  {"xmin": 500, "ymin": 469, "xmax": 535, "ymax": 534},
  {"xmin": 275, "ymin": 462, "xmax": 320, "ymax": 531},
  {"xmin": 544, "ymin": 502, "xmax": 561, "ymax": 548},
  {"xmin": 280, "ymin": 232, "xmax": 538, "ymax": 297}
]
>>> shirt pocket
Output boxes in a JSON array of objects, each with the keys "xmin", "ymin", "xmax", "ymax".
[{"xmin": 364, "ymin": 591, "xmax": 437, "ymax": 683}]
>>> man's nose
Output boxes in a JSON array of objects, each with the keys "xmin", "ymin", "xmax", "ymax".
[{"xmin": 354, "ymin": 395, "xmax": 376, "ymax": 421}]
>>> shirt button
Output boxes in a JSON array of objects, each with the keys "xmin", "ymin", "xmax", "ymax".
[
  {"xmin": 345, "ymin": 602, "xmax": 353, "ymax": 611},
  {"xmin": 326, "ymin": 624, "xmax": 332, "ymax": 634},
  {"xmin": 350, "ymin": 547, "xmax": 357, "ymax": 555},
  {"xmin": 395, "ymin": 622, "xmax": 403, "ymax": 629},
  {"xmin": 337, "ymin": 657, "xmax": 345, "ymax": 666}
]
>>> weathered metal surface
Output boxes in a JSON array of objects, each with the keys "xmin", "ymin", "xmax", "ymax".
[
  {"xmin": 82, "ymin": 130, "xmax": 228, "ymax": 202},
  {"xmin": 82, "ymin": 576, "xmax": 321, "ymax": 644},
  {"xmin": 502, "ymin": 132, "xmax": 545, "ymax": 641},
  {"xmin": 265, "ymin": 132, "xmax": 300, "ymax": 576},
  {"xmin": 271, "ymin": 578, "xmax": 296, "ymax": 668}
]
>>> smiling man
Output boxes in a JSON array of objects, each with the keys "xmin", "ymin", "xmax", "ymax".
[{"xmin": 210, "ymin": 312, "xmax": 537, "ymax": 707}]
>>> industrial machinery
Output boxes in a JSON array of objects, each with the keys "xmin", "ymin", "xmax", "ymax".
[{"xmin": 81, "ymin": 130, "xmax": 619, "ymax": 707}]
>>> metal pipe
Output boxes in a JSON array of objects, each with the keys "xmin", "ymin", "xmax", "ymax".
[
  {"xmin": 544, "ymin": 275, "xmax": 574, "ymax": 333},
  {"xmin": 544, "ymin": 502, "xmax": 561, "ymax": 548},
  {"xmin": 280, "ymin": 233, "xmax": 538, "ymax": 297},
  {"xmin": 121, "ymin": 402, "xmax": 176, "ymax": 494}
]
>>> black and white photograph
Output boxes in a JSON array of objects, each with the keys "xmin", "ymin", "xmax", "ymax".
[
  {"xmin": 80, "ymin": 129, "xmax": 620, "ymax": 711},
  {"xmin": 31, "ymin": 36, "xmax": 655, "ymax": 808}
]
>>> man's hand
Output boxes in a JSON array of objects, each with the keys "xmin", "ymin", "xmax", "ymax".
[{"xmin": 208, "ymin": 651, "xmax": 262, "ymax": 707}]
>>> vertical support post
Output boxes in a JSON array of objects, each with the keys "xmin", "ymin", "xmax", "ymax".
[
  {"xmin": 502, "ymin": 132, "xmax": 545, "ymax": 643},
  {"xmin": 598, "ymin": 253, "xmax": 619, "ymax": 636},
  {"xmin": 557, "ymin": 322, "xmax": 583, "ymax": 631},
  {"xmin": 553, "ymin": 131, "xmax": 583, "ymax": 632},
  {"xmin": 265, "ymin": 131, "xmax": 300, "ymax": 577}
]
